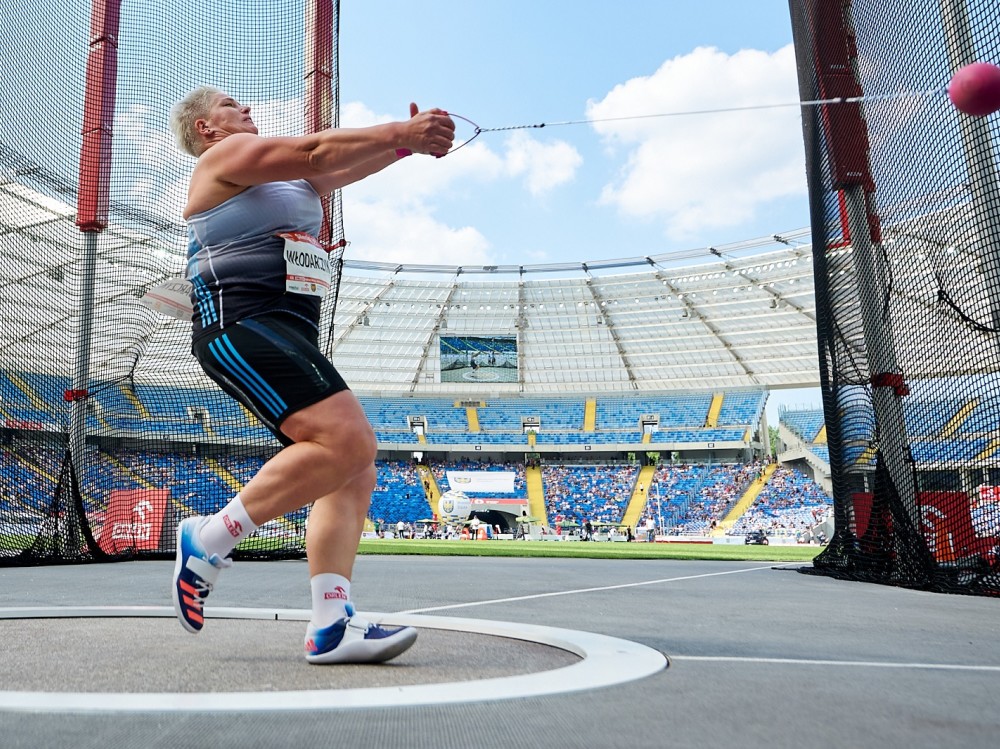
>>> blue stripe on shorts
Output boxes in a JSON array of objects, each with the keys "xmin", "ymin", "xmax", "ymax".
[{"xmin": 207, "ymin": 334, "xmax": 287, "ymax": 418}]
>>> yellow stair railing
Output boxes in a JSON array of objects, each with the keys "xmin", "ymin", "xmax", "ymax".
[
  {"xmin": 8, "ymin": 372, "xmax": 47, "ymax": 412},
  {"xmin": 705, "ymin": 392, "xmax": 724, "ymax": 427},
  {"xmin": 940, "ymin": 399, "xmax": 977, "ymax": 440},
  {"xmin": 713, "ymin": 463, "xmax": 778, "ymax": 536},
  {"xmin": 525, "ymin": 464, "xmax": 548, "ymax": 526},
  {"xmin": 416, "ymin": 464, "xmax": 440, "ymax": 516},
  {"xmin": 621, "ymin": 464, "xmax": 656, "ymax": 530},
  {"xmin": 206, "ymin": 458, "xmax": 243, "ymax": 493},
  {"xmin": 122, "ymin": 383, "xmax": 151, "ymax": 420}
]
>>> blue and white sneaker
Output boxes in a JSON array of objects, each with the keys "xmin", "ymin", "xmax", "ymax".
[
  {"xmin": 172, "ymin": 516, "xmax": 232, "ymax": 634},
  {"xmin": 305, "ymin": 604, "xmax": 418, "ymax": 664}
]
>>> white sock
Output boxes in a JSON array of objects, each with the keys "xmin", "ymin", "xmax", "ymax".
[
  {"xmin": 200, "ymin": 494, "xmax": 258, "ymax": 559},
  {"xmin": 310, "ymin": 573, "xmax": 352, "ymax": 627}
]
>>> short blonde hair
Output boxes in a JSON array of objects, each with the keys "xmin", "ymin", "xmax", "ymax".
[{"xmin": 169, "ymin": 85, "xmax": 224, "ymax": 157}]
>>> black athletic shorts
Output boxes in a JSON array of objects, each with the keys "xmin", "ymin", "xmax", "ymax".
[{"xmin": 192, "ymin": 313, "xmax": 349, "ymax": 446}]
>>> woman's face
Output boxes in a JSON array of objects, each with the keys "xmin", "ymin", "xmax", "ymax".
[{"xmin": 203, "ymin": 93, "xmax": 258, "ymax": 137}]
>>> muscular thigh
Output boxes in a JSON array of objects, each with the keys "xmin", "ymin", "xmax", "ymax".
[{"xmin": 193, "ymin": 313, "xmax": 349, "ymax": 445}]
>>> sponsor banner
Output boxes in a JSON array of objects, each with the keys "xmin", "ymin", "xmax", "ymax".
[
  {"xmin": 446, "ymin": 470, "xmax": 515, "ymax": 494},
  {"xmin": 141, "ymin": 277, "xmax": 194, "ymax": 321},
  {"xmin": 96, "ymin": 489, "xmax": 170, "ymax": 554},
  {"xmin": 975, "ymin": 486, "xmax": 1000, "ymax": 538},
  {"xmin": 918, "ymin": 491, "xmax": 998, "ymax": 563},
  {"xmin": 851, "ymin": 492, "xmax": 880, "ymax": 539},
  {"xmin": 470, "ymin": 497, "xmax": 524, "ymax": 506}
]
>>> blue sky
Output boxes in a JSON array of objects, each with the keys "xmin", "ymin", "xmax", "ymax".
[
  {"xmin": 329, "ymin": 0, "xmax": 809, "ymax": 270},
  {"xmin": 332, "ymin": 0, "xmax": 821, "ymax": 422}
]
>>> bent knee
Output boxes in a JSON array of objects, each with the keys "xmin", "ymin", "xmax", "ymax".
[
  {"xmin": 354, "ymin": 462, "xmax": 378, "ymax": 496},
  {"xmin": 343, "ymin": 421, "xmax": 378, "ymax": 468},
  {"xmin": 320, "ymin": 419, "xmax": 377, "ymax": 477},
  {"xmin": 282, "ymin": 393, "xmax": 377, "ymax": 464}
]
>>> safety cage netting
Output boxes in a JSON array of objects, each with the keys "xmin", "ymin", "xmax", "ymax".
[
  {"xmin": 790, "ymin": 0, "xmax": 1000, "ymax": 594},
  {"xmin": 0, "ymin": 0, "xmax": 344, "ymax": 564}
]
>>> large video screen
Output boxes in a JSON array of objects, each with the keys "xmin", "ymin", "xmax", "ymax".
[{"xmin": 439, "ymin": 335, "xmax": 518, "ymax": 383}]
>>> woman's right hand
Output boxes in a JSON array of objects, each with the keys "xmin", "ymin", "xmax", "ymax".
[{"xmin": 403, "ymin": 103, "xmax": 455, "ymax": 157}]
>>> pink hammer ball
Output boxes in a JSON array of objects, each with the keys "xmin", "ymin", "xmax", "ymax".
[{"xmin": 948, "ymin": 62, "xmax": 1000, "ymax": 117}]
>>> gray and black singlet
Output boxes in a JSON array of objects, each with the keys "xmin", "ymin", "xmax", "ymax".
[
  {"xmin": 186, "ymin": 179, "xmax": 325, "ymax": 339},
  {"xmin": 186, "ymin": 180, "xmax": 348, "ymax": 444}
]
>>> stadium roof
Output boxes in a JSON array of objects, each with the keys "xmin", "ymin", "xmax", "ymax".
[{"xmin": 1, "ymin": 168, "xmax": 822, "ymax": 396}]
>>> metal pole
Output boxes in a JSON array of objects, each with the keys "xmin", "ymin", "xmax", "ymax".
[
  {"xmin": 842, "ymin": 186, "xmax": 921, "ymax": 534},
  {"xmin": 69, "ymin": 233, "xmax": 99, "ymax": 466},
  {"xmin": 939, "ymin": 0, "xmax": 1000, "ymax": 330}
]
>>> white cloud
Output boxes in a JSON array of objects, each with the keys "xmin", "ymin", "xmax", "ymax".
[
  {"xmin": 245, "ymin": 97, "xmax": 304, "ymax": 135},
  {"xmin": 337, "ymin": 127, "xmax": 499, "ymax": 266},
  {"xmin": 502, "ymin": 131, "xmax": 582, "ymax": 196},
  {"xmin": 342, "ymin": 197, "xmax": 491, "ymax": 266},
  {"xmin": 116, "ymin": 104, "xmax": 192, "ymax": 223},
  {"xmin": 588, "ymin": 44, "xmax": 806, "ymax": 241},
  {"xmin": 338, "ymin": 105, "xmax": 581, "ymax": 265},
  {"xmin": 340, "ymin": 101, "xmax": 383, "ymax": 125}
]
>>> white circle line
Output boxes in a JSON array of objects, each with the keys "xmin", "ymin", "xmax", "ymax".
[{"xmin": 0, "ymin": 606, "xmax": 667, "ymax": 713}]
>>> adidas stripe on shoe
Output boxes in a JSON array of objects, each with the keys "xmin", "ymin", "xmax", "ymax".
[
  {"xmin": 305, "ymin": 604, "xmax": 417, "ymax": 664},
  {"xmin": 172, "ymin": 516, "xmax": 232, "ymax": 634}
]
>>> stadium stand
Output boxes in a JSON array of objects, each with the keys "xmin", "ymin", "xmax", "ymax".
[
  {"xmin": 542, "ymin": 463, "xmax": 638, "ymax": 529},
  {"xmin": 0, "ymin": 375, "xmax": 774, "ymax": 451},
  {"xmin": 728, "ymin": 466, "xmax": 832, "ymax": 541},
  {"xmin": 3, "ymin": 373, "xmax": 841, "ymax": 553},
  {"xmin": 1, "ymin": 435, "xmax": 840, "ymax": 544},
  {"xmin": 781, "ymin": 409, "xmax": 825, "ymax": 443}
]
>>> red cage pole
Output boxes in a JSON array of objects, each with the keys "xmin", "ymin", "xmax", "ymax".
[
  {"xmin": 304, "ymin": 0, "xmax": 335, "ymax": 245},
  {"xmin": 810, "ymin": 0, "xmax": 880, "ymax": 246},
  {"xmin": 76, "ymin": 0, "xmax": 120, "ymax": 233},
  {"xmin": 69, "ymin": 0, "xmax": 121, "ymax": 474}
]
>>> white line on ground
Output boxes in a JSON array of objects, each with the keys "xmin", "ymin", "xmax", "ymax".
[
  {"xmin": 398, "ymin": 564, "xmax": 774, "ymax": 614},
  {"xmin": 673, "ymin": 656, "xmax": 1000, "ymax": 673}
]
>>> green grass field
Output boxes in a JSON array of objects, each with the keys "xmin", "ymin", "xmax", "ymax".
[
  {"xmin": 356, "ymin": 538, "xmax": 822, "ymax": 562},
  {"xmin": 1, "ymin": 536, "xmax": 822, "ymax": 563}
]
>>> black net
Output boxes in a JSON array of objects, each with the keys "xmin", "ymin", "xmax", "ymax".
[
  {"xmin": 0, "ymin": 0, "xmax": 343, "ymax": 564},
  {"xmin": 790, "ymin": 0, "xmax": 1000, "ymax": 594}
]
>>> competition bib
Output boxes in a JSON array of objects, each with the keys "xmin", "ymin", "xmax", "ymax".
[{"xmin": 280, "ymin": 231, "xmax": 331, "ymax": 297}]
